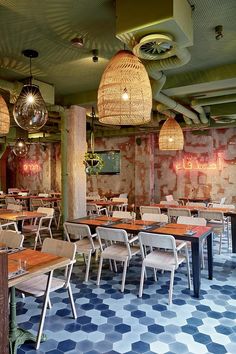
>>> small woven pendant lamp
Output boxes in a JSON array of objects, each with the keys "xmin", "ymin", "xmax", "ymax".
[
  {"xmin": 98, "ymin": 50, "xmax": 152, "ymax": 125},
  {"xmin": 159, "ymin": 117, "xmax": 184, "ymax": 150},
  {"xmin": 0, "ymin": 95, "xmax": 10, "ymax": 136}
]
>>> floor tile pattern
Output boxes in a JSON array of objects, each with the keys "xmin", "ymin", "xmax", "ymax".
[{"xmin": 16, "ymin": 234, "xmax": 236, "ymax": 354}]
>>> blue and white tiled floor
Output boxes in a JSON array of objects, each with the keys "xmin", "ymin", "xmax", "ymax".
[{"xmin": 17, "ymin": 237, "xmax": 236, "ymax": 354}]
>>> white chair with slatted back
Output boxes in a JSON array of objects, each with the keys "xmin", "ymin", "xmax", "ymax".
[
  {"xmin": 96, "ymin": 227, "xmax": 140, "ymax": 292},
  {"xmin": 22, "ymin": 207, "xmax": 54, "ymax": 249},
  {"xmin": 31, "ymin": 198, "xmax": 44, "ymax": 211},
  {"xmin": 111, "ymin": 197, "xmax": 128, "ymax": 211},
  {"xmin": 210, "ymin": 204, "xmax": 235, "ymax": 245},
  {"xmin": 112, "ymin": 211, "xmax": 135, "ymax": 219},
  {"xmin": 160, "ymin": 200, "xmax": 179, "ymax": 206},
  {"xmin": 142, "ymin": 213, "xmax": 168, "ymax": 223},
  {"xmin": 0, "ymin": 221, "xmax": 18, "ymax": 232},
  {"xmin": 165, "ymin": 195, "xmax": 174, "ymax": 202},
  {"xmin": 5, "ymin": 196, "xmax": 18, "ymax": 206},
  {"xmin": 138, "ymin": 232, "xmax": 190, "ymax": 305},
  {"xmin": 186, "ymin": 202, "xmax": 207, "ymax": 207},
  {"xmin": 87, "ymin": 203, "xmax": 108, "ymax": 216},
  {"xmin": 0, "ymin": 230, "xmax": 24, "ymax": 248},
  {"xmin": 16, "ymin": 238, "xmax": 77, "ymax": 349},
  {"xmin": 140, "ymin": 206, "xmax": 161, "ymax": 216},
  {"xmin": 64, "ymin": 222, "xmax": 100, "ymax": 282},
  {"xmin": 7, "ymin": 203, "xmax": 23, "ymax": 212},
  {"xmin": 119, "ymin": 193, "xmax": 128, "ymax": 198},
  {"xmin": 198, "ymin": 210, "xmax": 225, "ymax": 254},
  {"xmin": 168, "ymin": 208, "xmax": 191, "ymax": 222}
]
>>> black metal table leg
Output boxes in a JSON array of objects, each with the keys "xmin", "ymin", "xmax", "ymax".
[
  {"xmin": 207, "ymin": 232, "xmax": 213, "ymax": 280},
  {"xmin": 191, "ymin": 241, "xmax": 201, "ymax": 298}
]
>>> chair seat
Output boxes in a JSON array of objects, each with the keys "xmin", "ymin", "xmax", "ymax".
[
  {"xmin": 75, "ymin": 239, "xmax": 100, "ymax": 253},
  {"xmin": 102, "ymin": 244, "xmax": 140, "ymax": 261},
  {"xmin": 23, "ymin": 225, "xmax": 49, "ymax": 232},
  {"xmin": 143, "ymin": 250, "xmax": 186, "ymax": 270},
  {"xmin": 16, "ymin": 274, "xmax": 66, "ymax": 297}
]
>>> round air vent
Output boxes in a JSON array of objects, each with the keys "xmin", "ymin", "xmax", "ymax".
[{"xmin": 133, "ymin": 34, "xmax": 176, "ymax": 60}]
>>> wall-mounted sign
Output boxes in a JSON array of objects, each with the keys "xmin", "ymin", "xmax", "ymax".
[
  {"xmin": 174, "ymin": 153, "xmax": 223, "ymax": 171},
  {"xmin": 20, "ymin": 160, "xmax": 42, "ymax": 175}
]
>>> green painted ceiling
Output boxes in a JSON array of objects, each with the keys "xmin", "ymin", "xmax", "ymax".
[{"xmin": 0, "ymin": 0, "xmax": 236, "ymax": 134}]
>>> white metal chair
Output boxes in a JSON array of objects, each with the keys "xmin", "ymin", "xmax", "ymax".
[
  {"xmin": 16, "ymin": 238, "xmax": 77, "ymax": 349},
  {"xmin": 112, "ymin": 210, "xmax": 135, "ymax": 219},
  {"xmin": 168, "ymin": 208, "xmax": 191, "ymax": 222},
  {"xmin": 64, "ymin": 222, "xmax": 100, "ymax": 282},
  {"xmin": 140, "ymin": 206, "xmax": 161, "ymax": 216},
  {"xmin": 7, "ymin": 203, "xmax": 23, "ymax": 212},
  {"xmin": 30, "ymin": 198, "xmax": 44, "ymax": 211},
  {"xmin": 87, "ymin": 191, "xmax": 101, "ymax": 200},
  {"xmin": 111, "ymin": 197, "xmax": 128, "ymax": 211},
  {"xmin": 96, "ymin": 227, "xmax": 140, "ymax": 292},
  {"xmin": 86, "ymin": 203, "xmax": 108, "ymax": 216},
  {"xmin": 198, "ymin": 210, "xmax": 226, "ymax": 254},
  {"xmin": 186, "ymin": 202, "xmax": 207, "ymax": 207},
  {"xmin": 138, "ymin": 232, "xmax": 191, "ymax": 305},
  {"xmin": 0, "ymin": 230, "xmax": 24, "ymax": 248},
  {"xmin": 22, "ymin": 207, "xmax": 54, "ymax": 249},
  {"xmin": 5, "ymin": 197, "xmax": 20, "ymax": 206},
  {"xmin": 119, "ymin": 193, "xmax": 128, "ymax": 198},
  {"xmin": 160, "ymin": 200, "xmax": 179, "ymax": 206},
  {"xmin": 165, "ymin": 194, "xmax": 174, "ymax": 202},
  {"xmin": 142, "ymin": 213, "xmax": 168, "ymax": 223},
  {"xmin": 0, "ymin": 221, "xmax": 18, "ymax": 232}
]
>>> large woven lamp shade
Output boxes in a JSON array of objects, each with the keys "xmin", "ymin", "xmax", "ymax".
[
  {"xmin": 159, "ymin": 117, "xmax": 184, "ymax": 150},
  {"xmin": 0, "ymin": 95, "xmax": 10, "ymax": 136},
  {"xmin": 98, "ymin": 50, "xmax": 152, "ymax": 125}
]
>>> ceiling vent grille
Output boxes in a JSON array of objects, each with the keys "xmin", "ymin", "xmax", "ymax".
[{"xmin": 133, "ymin": 34, "xmax": 176, "ymax": 60}]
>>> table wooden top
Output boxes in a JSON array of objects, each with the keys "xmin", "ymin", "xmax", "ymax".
[
  {"xmin": 0, "ymin": 211, "xmax": 45, "ymax": 221},
  {"xmin": 8, "ymin": 248, "xmax": 69, "ymax": 287},
  {"xmin": 87, "ymin": 200, "xmax": 124, "ymax": 206},
  {"xmin": 149, "ymin": 204, "xmax": 236, "ymax": 214},
  {"xmin": 149, "ymin": 223, "xmax": 212, "ymax": 239}
]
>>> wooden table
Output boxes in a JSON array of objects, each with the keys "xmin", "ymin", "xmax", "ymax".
[
  {"xmin": 147, "ymin": 204, "xmax": 236, "ymax": 253},
  {"xmin": 8, "ymin": 248, "xmax": 70, "ymax": 353},
  {"xmin": 70, "ymin": 216, "xmax": 213, "ymax": 298},
  {"xmin": 179, "ymin": 197, "xmax": 211, "ymax": 204},
  {"xmin": 0, "ymin": 211, "xmax": 45, "ymax": 232}
]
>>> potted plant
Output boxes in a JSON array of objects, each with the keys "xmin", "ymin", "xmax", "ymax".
[{"xmin": 83, "ymin": 152, "xmax": 104, "ymax": 175}]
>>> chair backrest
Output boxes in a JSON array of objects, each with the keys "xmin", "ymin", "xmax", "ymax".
[
  {"xmin": 37, "ymin": 207, "xmax": 54, "ymax": 217},
  {"xmin": 142, "ymin": 213, "xmax": 168, "ymax": 223},
  {"xmin": 31, "ymin": 198, "xmax": 44, "ymax": 208},
  {"xmin": 220, "ymin": 197, "xmax": 226, "ymax": 204},
  {"xmin": 165, "ymin": 194, "xmax": 174, "ymax": 202},
  {"xmin": 198, "ymin": 210, "xmax": 224, "ymax": 221},
  {"xmin": 119, "ymin": 193, "xmax": 128, "ymax": 198},
  {"xmin": 64, "ymin": 222, "xmax": 92, "ymax": 241},
  {"xmin": 88, "ymin": 191, "xmax": 100, "ymax": 200},
  {"xmin": 38, "ymin": 193, "xmax": 49, "ymax": 197},
  {"xmin": 7, "ymin": 203, "xmax": 23, "ymax": 211},
  {"xmin": 186, "ymin": 202, "xmax": 206, "ymax": 207},
  {"xmin": 111, "ymin": 197, "xmax": 128, "ymax": 204},
  {"xmin": 112, "ymin": 210, "xmax": 134, "ymax": 219},
  {"xmin": 211, "ymin": 203, "xmax": 235, "ymax": 209},
  {"xmin": 5, "ymin": 197, "xmax": 17, "ymax": 205},
  {"xmin": 168, "ymin": 208, "xmax": 191, "ymax": 218},
  {"xmin": 42, "ymin": 238, "xmax": 76, "ymax": 260},
  {"xmin": 18, "ymin": 192, "xmax": 28, "ymax": 196},
  {"xmin": 140, "ymin": 206, "xmax": 161, "ymax": 215},
  {"xmin": 87, "ymin": 203, "xmax": 99, "ymax": 215},
  {"xmin": 0, "ymin": 191, "xmax": 4, "ymax": 195},
  {"xmin": 177, "ymin": 216, "xmax": 206, "ymax": 226},
  {"xmin": 0, "ymin": 221, "xmax": 18, "ymax": 232},
  {"xmin": 160, "ymin": 200, "xmax": 179, "ymax": 206},
  {"xmin": 96, "ymin": 227, "xmax": 132, "ymax": 258},
  {"xmin": 0, "ymin": 230, "xmax": 24, "ymax": 248}
]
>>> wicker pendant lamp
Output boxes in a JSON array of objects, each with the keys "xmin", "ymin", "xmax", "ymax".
[
  {"xmin": 159, "ymin": 117, "xmax": 184, "ymax": 150},
  {"xmin": 0, "ymin": 95, "xmax": 10, "ymax": 136},
  {"xmin": 98, "ymin": 50, "xmax": 152, "ymax": 125}
]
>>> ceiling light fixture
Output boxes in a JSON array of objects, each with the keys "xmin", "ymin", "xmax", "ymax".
[
  {"xmin": 71, "ymin": 37, "xmax": 84, "ymax": 48},
  {"xmin": 159, "ymin": 117, "xmax": 184, "ymax": 150},
  {"xmin": 215, "ymin": 25, "xmax": 223, "ymax": 40},
  {"xmin": 13, "ymin": 138, "xmax": 29, "ymax": 158},
  {"xmin": 92, "ymin": 49, "xmax": 98, "ymax": 63},
  {"xmin": 13, "ymin": 49, "xmax": 48, "ymax": 132},
  {"xmin": 97, "ymin": 50, "xmax": 152, "ymax": 125}
]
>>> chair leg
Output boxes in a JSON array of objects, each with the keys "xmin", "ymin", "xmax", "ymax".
[
  {"xmin": 49, "ymin": 228, "xmax": 53, "ymax": 239},
  {"xmin": 97, "ymin": 257, "xmax": 103, "ymax": 286},
  {"xmin": 47, "ymin": 298, "xmax": 52, "ymax": 309},
  {"xmin": 169, "ymin": 270, "xmax": 175, "ymax": 305},
  {"xmin": 153, "ymin": 268, "xmax": 157, "ymax": 282},
  {"xmin": 139, "ymin": 263, "xmax": 146, "ymax": 297},
  {"xmin": 67, "ymin": 283, "xmax": 77, "ymax": 319},
  {"xmin": 219, "ymin": 233, "xmax": 223, "ymax": 254},
  {"xmin": 113, "ymin": 260, "xmax": 117, "ymax": 273},
  {"xmin": 85, "ymin": 251, "xmax": 92, "ymax": 282},
  {"xmin": 36, "ymin": 270, "xmax": 53, "ymax": 349},
  {"xmin": 121, "ymin": 258, "xmax": 128, "ymax": 292}
]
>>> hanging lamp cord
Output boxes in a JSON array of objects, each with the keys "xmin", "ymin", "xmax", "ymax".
[{"xmin": 90, "ymin": 107, "xmax": 96, "ymax": 153}]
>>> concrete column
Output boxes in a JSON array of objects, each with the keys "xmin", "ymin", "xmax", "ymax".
[
  {"xmin": 66, "ymin": 105, "xmax": 87, "ymax": 219},
  {"xmin": 134, "ymin": 133, "xmax": 155, "ymax": 206}
]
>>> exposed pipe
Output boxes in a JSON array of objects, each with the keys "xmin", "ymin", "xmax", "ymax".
[{"xmin": 192, "ymin": 93, "xmax": 236, "ymax": 106}]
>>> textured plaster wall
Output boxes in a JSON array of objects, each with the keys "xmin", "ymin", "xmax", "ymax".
[{"xmin": 7, "ymin": 143, "xmax": 61, "ymax": 193}]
